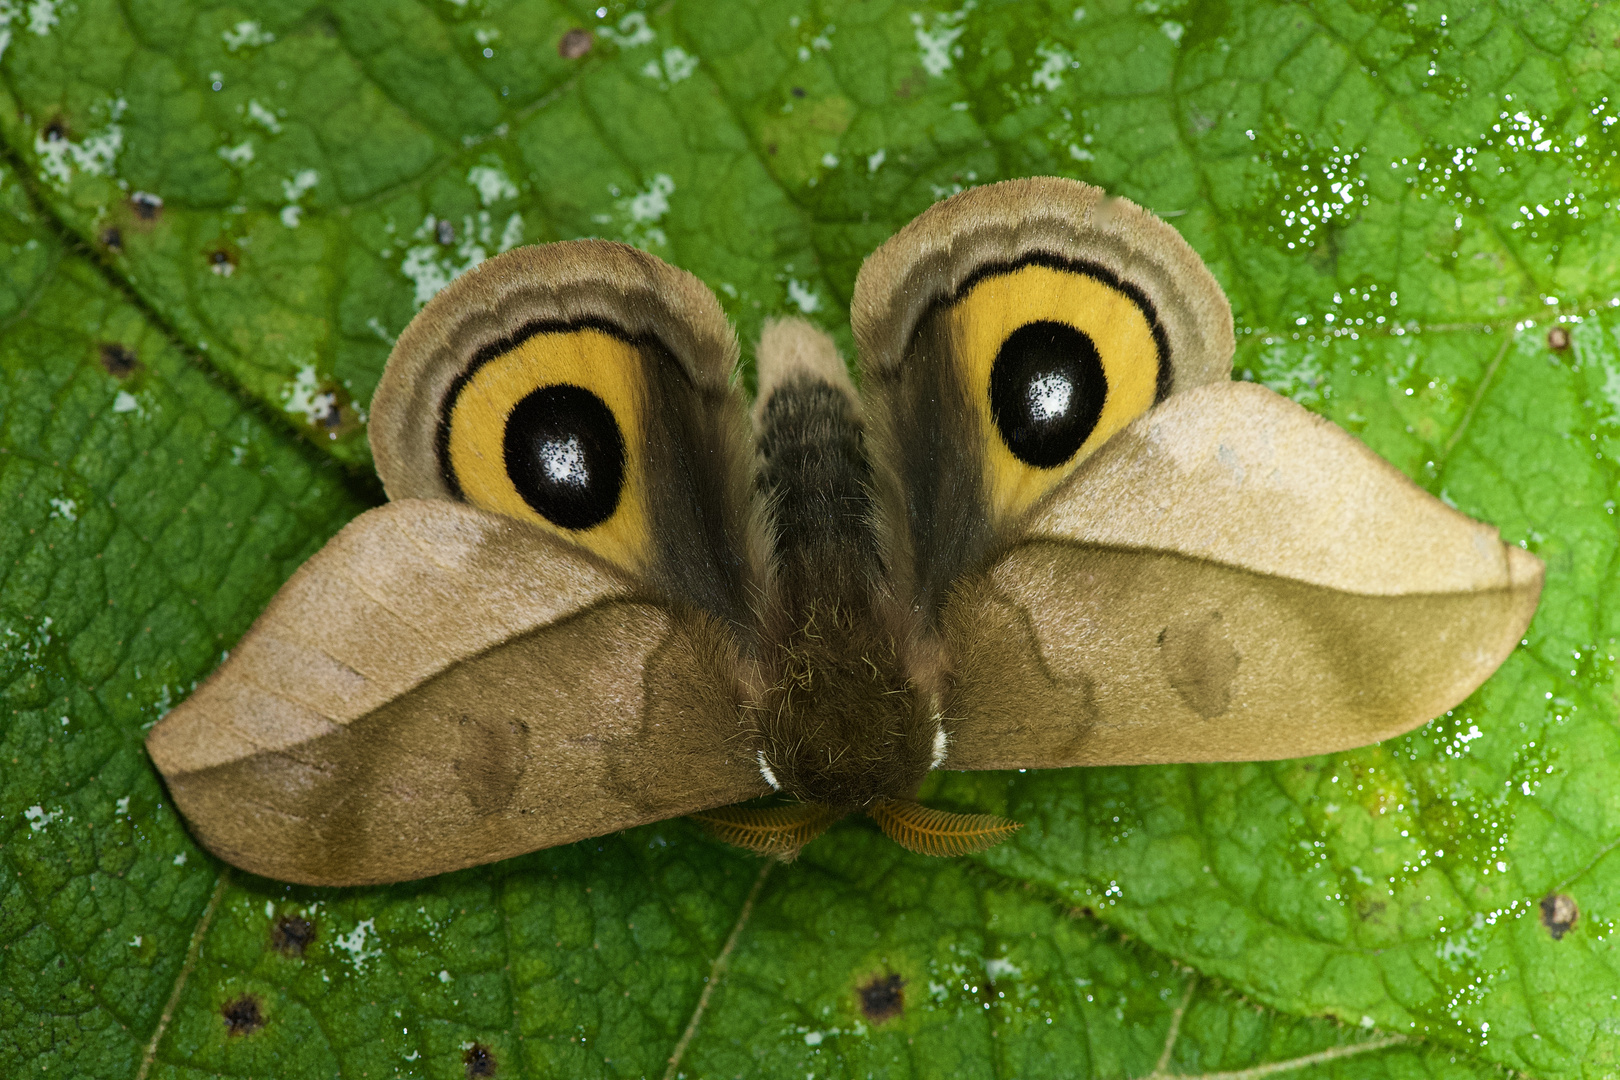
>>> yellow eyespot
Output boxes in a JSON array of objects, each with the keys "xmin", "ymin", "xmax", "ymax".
[
  {"xmin": 950, "ymin": 260, "xmax": 1164, "ymax": 523},
  {"xmin": 440, "ymin": 325, "xmax": 651, "ymax": 572}
]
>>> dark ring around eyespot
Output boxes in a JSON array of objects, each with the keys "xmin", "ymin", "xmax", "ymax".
[
  {"xmin": 938, "ymin": 252, "xmax": 1172, "ymax": 404},
  {"xmin": 435, "ymin": 317, "xmax": 645, "ymax": 504}
]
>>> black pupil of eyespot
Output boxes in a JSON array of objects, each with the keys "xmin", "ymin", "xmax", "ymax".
[
  {"xmin": 503, "ymin": 384, "xmax": 625, "ymax": 530},
  {"xmin": 988, "ymin": 320, "xmax": 1106, "ymax": 469}
]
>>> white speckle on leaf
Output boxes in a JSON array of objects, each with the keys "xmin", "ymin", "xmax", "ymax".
[
  {"xmin": 34, "ymin": 98, "xmax": 126, "ymax": 188},
  {"xmin": 222, "ymin": 20, "xmax": 274, "ymax": 51},
  {"xmin": 129, "ymin": 934, "xmax": 142, "ymax": 947},
  {"xmin": 246, "ymin": 99, "xmax": 282, "ymax": 133},
  {"xmin": 25, "ymin": 805, "xmax": 62, "ymax": 832},
  {"xmin": 438, "ymin": 969, "xmax": 452, "ymax": 983},
  {"xmin": 282, "ymin": 365, "xmax": 338, "ymax": 427},
  {"xmin": 366, "ymin": 316, "xmax": 396, "ymax": 344},
  {"xmin": 217, "ymin": 140, "xmax": 254, "ymax": 165},
  {"xmin": 867, "ymin": 148, "xmax": 886, "ymax": 172},
  {"xmin": 910, "ymin": 3, "xmax": 973, "ymax": 77},
  {"xmin": 279, "ymin": 169, "xmax": 317, "ymax": 228},
  {"xmin": 399, "ymin": 211, "xmax": 513, "ymax": 305},
  {"xmin": 804, "ymin": 1031, "xmax": 824, "ymax": 1046},
  {"xmin": 986, "ymin": 956, "xmax": 1021, "ymax": 978},
  {"xmin": 599, "ymin": 10, "xmax": 654, "ymax": 48},
  {"xmin": 115, "ymin": 796, "xmax": 129, "ymax": 815},
  {"xmin": 1599, "ymin": 343, "xmax": 1620, "ymax": 417},
  {"xmin": 112, "ymin": 390, "xmax": 142, "ymax": 415},
  {"xmin": 173, "ymin": 851, "xmax": 187, "ymax": 865},
  {"xmin": 628, "ymin": 173, "xmax": 674, "ymax": 223},
  {"xmin": 786, "ymin": 279, "xmax": 821, "ymax": 313},
  {"xmin": 655, "ymin": 45, "xmax": 698, "ymax": 83},
  {"xmin": 467, "ymin": 163, "xmax": 517, "ymax": 206},
  {"xmin": 1069, "ymin": 144, "xmax": 1094, "ymax": 162},
  {"xmin": 599, "ymin": 174, "xmax": 675, "ymax": 250},
  {"xmin": 498, "ymin": 212, "xmax": 523, "ymax": 252},
  {"xmin": 333, "ymin": 918, "xmax": 382, "ymax": 970},
  {"xmin": 48, "ymin": 497, "xmax": 76, "ymax": 522},
  {"xmin": 26, "ymin": 0, "xmax": 58, "ymax": 36},
  {"xmin": 282, "ymin": 169, "xmax": 318, "ymax": 200},
  {"xmin": 821, "ymin": 152, "xmax": 839, "ymax": 168},
  {"xmin": 1160, "ymin": 20, "xmax": 1185, "ymax": 43},
  {"xmin": 1031, "ymin": 44, "xmax": 1071, "ymax": 91}
]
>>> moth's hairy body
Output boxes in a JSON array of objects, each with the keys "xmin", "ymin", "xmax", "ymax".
[
  {"xmin": 146, "ymin": 178, "xmax": 1543, "ymax": 883},
  {"xmin": 750, "ymin": 323, "xmax": 940, "ymax": 807}
]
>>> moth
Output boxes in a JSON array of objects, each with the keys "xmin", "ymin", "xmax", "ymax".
[{"xmin": 147, "ymin": 178, "xmax": 1543, "ymax": 886}]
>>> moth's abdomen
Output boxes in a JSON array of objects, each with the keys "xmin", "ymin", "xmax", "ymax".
[{"xmin": 750, "ymin": 319, "xmax": 942, "ymax": 808}]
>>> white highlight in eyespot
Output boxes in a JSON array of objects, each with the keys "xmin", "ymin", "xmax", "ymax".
[
  {"xmin": 1027, "ymin": 372, "xmax": 1072, "ymax": 421},
  {"xmin": 757, "ymin": 750, "xmax": 782, "ymax": 791},
  {"xmin": 930, "ymin": 726, "xmax": 948, "ymax": 769},
  {"xmin": 540, "ymin": 435, "xmax": 588, "ymax": 487}
]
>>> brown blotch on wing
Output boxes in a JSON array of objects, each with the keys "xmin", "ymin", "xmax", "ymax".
[{"xmin": 1157, "ymin": 609, "xmax": 1240, "ymax": 718}]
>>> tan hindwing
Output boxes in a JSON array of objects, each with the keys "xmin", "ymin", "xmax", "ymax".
[{"xmin": 146, "ymin": 500, "xmax": 768, "ymax": 885}]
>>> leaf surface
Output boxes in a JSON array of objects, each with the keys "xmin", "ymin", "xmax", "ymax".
[{"xmin": 2, "ymin": 0, "xmax": 1616, "ymax": 1076}]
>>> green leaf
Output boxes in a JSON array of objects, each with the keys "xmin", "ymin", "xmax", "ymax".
[{"xmin": 3, "ymin": 0, "xmax": 1616, "ymax": 1076}]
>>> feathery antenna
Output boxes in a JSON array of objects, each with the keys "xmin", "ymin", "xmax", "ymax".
[
  {"xmin": 866, "ymin": 800, "xmax": 1022, "ymax": 857},
  {"xmin": 690, "ymin": 803, "xmax": 846, "ymax": 860}
]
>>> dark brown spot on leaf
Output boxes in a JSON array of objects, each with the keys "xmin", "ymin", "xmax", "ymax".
[
  {"xmin": 437, "ymin": 218, "xmax": 456, "ymax": 245},
  {"xmin": 1547, "ymin": 326, "xmax": 1571, "ymax": 352},
  {"xmin": 130, "ymin": 192, "xmax": 163, "ymax": 221},
  {"xmin": 271, "ymin": 915, "xmax": 315, "ymax": 956},
  {"xmin": 858, "ymin": 973, "xmax": 904, "ymax": 1023},
  {"xmin": 99, "ymin": 227, "xmax": 123, "ymax": 251},
  {"xmin": 1541, "ymin": 892, "xmax": 1578, "ymax": 940},
  {"xmin": 43, "ymin": 116, "xmax": 69, "ymax": 141},
  {"xmin": 208, "ymin": 247, "xmax": 238, "ymax": 277},
  {"xmin": 791, "ymin": 86, "xmax": 806, "ymax": 97},
  {"xmin": 99, "ymin": 343, "xmax": 139, "ymax": 378},
  {"xmin": 464, "ymin": 1042, "xmax": 496, "ymax": 1077},
  {"xmin": 222, "ymin": 993, "xmax": 264, "ymax": 1036},
  {"xmin": 558, "ymin": 28, "xmax": 593, "ymax": 59}
]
